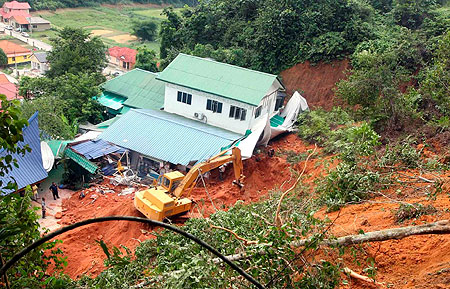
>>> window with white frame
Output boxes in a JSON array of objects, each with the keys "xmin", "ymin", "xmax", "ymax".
[
  {"xmin": 177, "ymin": 91, "xmax": 192, "ymax": 105},
  {"xmin": 255, "ymin": 106, "xmax": 262, "ymax": 118},
  {"xmin": 229, "ymin": 105, "xmax": 246, "ymax": 121},
  {"xmin": 206, "ymin": 99, "xmax": 223, "ymax": 113}
]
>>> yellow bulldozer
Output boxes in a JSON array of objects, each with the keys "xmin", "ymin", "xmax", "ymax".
[{"xmin": 134, "ymin": 147, "xmax": 244, "ymax": 221}]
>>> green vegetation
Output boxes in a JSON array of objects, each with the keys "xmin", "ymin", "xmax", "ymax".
[
  {"xmin": 0, "ymin": 96, "xmax": 66, "ymax": 289},
  {"xmin": 0, "ymin": 48, "xmax": 7, "ymax": 67},
  {"xmin": 32, "ymin": 6, "xmax": 183, "ymax": 51},
  {"xmin": 19, "ymin": 28, "xmax": 106, "ymax": 139},
  {"xmin": 394, "ymin": 203, "xmax": 437, "ymax": 223},
  {"xmin": 0, "ymin": 0, "xmax": 194, "ymax": 11},
  {"xmin": 135, "ymin": 46, "xmax": 158, "ymax": 71},
  {"xmin": 131, "ymin": 19, "xmax": 158, "ymax": 41}
]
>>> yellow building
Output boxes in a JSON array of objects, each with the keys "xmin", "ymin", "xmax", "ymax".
[{"xmin": 0, "ymin": 40, "xmax": 32, "ymax": 65}]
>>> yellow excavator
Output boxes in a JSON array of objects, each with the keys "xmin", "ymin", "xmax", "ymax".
[{"xmin": 134, "ymin": 147, "xmax": 244, "ymax": 221}]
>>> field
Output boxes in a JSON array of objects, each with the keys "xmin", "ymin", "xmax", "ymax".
[{"xmin": 31, "ymin": 6, "xmax": 183, "ymax": 53}]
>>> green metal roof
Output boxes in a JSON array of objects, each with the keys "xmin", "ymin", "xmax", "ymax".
[
  {"xmin": 95, "ymin": 115, "xmax": 122, "ymax": 129},
  {"xmin": 157, "ymin": 53, "xmax": 283, "ymax": 106},
  {"xmin": 65, "ymin": 148, "xmax": 98, "ymax": 174},
  {"xmin": 270, "ymin": 114, "xmax": 285, "ymax": 128},
  {"xmin": 46, "ymin": 140, "xmax": 70, "ymax": 158},
  {"xmin": 101, "ymin": 69, "xmax": 165, "ymax": 110},
  {"xmin": 100, "ymin": 109, "xmax": 243, "ymax": 165},
  {"xmin": 97, "ymin": 92, "xmax": 126, "ymax": 111}
]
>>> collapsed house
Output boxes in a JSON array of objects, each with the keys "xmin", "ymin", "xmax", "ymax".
[{"xmin": 95, "ymin": 53, "xmax": 308, "ymax": 179}]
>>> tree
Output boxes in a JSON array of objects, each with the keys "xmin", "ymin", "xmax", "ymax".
[
  {"xmin": 47, "ymin": 27, "xmax": 107, "ymax": 78},
  {"xmin": 131, "ymin": 19, "xmax": 158, "ymax": 42},
  {"xmin": 0, "ymin": 48, "xmax": 7, "ymax": 67},
  {"xmin": 0, "ymin": 96, "xmax": 67, "ymax": 288},
  {"xmin": 135, "ymin": 47, "xmax": 158, "ymax": 72},
  {"xmin": 19, "ymin": 73, "xmax": 104, "ymax": 138}
]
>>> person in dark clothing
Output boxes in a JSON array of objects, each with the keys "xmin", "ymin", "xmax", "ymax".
[
  {"xmin": 42, "ymin": 198, "xmax": 46, "ymax": 219},
  {"xmin": 49, "ymin": 182, "xmax": 59, "ymax": 200}
]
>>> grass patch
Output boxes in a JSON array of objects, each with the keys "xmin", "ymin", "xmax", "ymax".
[{"xmin": 30, "ymin": 6, "xmax": 175, "ymax": 53}]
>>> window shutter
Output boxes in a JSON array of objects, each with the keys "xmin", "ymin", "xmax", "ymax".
[
  {"xmin": 241, "ymin": 109, "xmax": 246, "ymax": 121},
  {"xmin": 229, "ymin": 106, "xmax": 235, "ymax": 117},
  {"xmin": 206, "ymin": 99, "xmax": 212, "ymax": 110},
  {"xmin": 217, "ymin": 102, "xmax": 222, "ymax": 113}
]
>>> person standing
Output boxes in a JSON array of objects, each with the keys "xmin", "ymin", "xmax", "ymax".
[
  {"xmin": 41, "ymin": 198, "xmax": 46, "ymax": 219},
  {"xmin": 49, "ymin": 182, "xmax": 59, "ymax": 200}
]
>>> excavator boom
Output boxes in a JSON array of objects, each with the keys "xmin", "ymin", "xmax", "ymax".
[{"xmin": 134, "ymin": 147, "xmax": 244, "ymax": 221}]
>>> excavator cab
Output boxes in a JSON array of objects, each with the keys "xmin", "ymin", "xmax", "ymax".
[
  {"xmin": 154, "ymin": 171, "xmax": 185, "ymax": 193},
  {"xmin": 135, "ymin": 147, "xmax": 244, "ymax": 221}
]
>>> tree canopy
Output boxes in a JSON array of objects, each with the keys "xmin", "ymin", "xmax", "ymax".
[
  {"xmin": 135, "ymin": 47, "xmax": 158, "ymax": 72},
  {"xmin": 47, "ymin": 27, "xmax": 107, "ymax": 78},
  {"xmin": 131, "ymin": 19, "xmax": 158, "ymax": 42}
]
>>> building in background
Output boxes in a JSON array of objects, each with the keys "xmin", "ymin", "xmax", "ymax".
[
  {"xmin": 0, "ymin": 40, "xmax": 32, "ymax": 65},
  {"xmin": 31, "ymin": 51, "xmax": 49, "ymax": 73},
  {"xmin": 0, "ymin": 1, "xmax": 30, "ymax": 25},
  {"xmin": 107, "ymin": 46, "xmax": 137, "ymax": 71},
  {"xmin": 0, "ymin": 74, "xmax": 19, "ymax": 100},
  {"xmin": 28, "ymin": 16, "xmax": 51, "ymax": 31}
]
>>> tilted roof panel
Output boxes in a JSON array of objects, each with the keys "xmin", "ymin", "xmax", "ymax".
[
  {"xmin": 101, "ymin": 69, "xmax": 165, "ymax": 111},
  {"xmin": 99, "ymin": 109, "xmax": 242, "ymax": 165}
]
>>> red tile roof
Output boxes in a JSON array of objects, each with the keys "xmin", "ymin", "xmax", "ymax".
[
  {"xmin": 4, "ymin": 1, "xmax": 31, "ymax": 9},
  {"xmin": 108, "ymin": 46, "xmax": 137, "ymax": 64},
  {"xmin": 0, "ymin": 75, "xmax": 19, "ymax": 100},
  {"xmin": 0, "ymin": 9, "xmax": 30, "ymax": 20},
  {"xmin": 12, "ymin": 14, "xmax": 28, "ymax": 24},
  {"xmin": 0, "ymin": 40, "xmax": 31, "ymax": 56}
]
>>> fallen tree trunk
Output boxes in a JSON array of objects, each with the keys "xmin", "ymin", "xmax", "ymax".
[
  {"xmin": 292, "ymin": 219, "xmax": 450, "ymax": 247},
  {"xmin": 213, "ymin": 220, "xmax": 450, "ymax": 263}
]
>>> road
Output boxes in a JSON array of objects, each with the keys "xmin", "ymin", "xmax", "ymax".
[{"xmin": 0, "ymin": 23, "xmax": 52, "ymax": 51}]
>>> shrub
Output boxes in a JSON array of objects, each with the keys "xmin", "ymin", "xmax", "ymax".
[{"xmin": 394, "ymin": 203, "xmax": 437, "ymax": 223}]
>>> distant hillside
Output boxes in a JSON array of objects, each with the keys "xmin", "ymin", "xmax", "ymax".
[{"xmin": 0, "ymin": 0, "xmax": 196, "ymax": 10}]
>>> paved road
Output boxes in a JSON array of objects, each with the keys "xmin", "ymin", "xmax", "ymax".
[{"xmin": 0, "ymin": 23, "xmax": 52, "ymax": 51}]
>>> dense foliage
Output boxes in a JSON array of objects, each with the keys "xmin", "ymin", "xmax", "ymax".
[
  {"xmin": 159, "ymin": 0, "xmax": 377, "ymax": 72},
  {"xmin": 132, "ymin": 19, "xmax": 158, "ymax": 42},
  {"xmin": 0, "ymin": 48, "xmax": 7, "ymax": 67},
  {"xmin": 135, "ymin": 46, "xmax": 159, "ymax": 72},
  {"xmin": 336, "ymin": 2, "xmax": 449, "ymax": 132},
  {"xmin": 0, "ymin": 97, "xmax": 66, "ymax": 289},
  {"xmin": 73, "ymin": 198, "xmax": 341, "ymax": 288},
  {"xmin": 19, "ymin": 28, "xmax": 106, "ymax": 139},
  {"xmin": 0, "ymin": 0, "xmax": 195, "ymax": 11}
]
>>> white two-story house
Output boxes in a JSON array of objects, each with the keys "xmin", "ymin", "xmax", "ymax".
[{"xmin": 156, "ymin": 54, "xmax": 285, "ymax": 135}]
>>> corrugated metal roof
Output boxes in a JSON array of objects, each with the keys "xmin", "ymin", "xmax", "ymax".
[
  {"xmin": 65, "ymin": 149, "xmax": 98, "ymax": 174},
  {"xmin": 157, "ymin": 53, "xmax": 283, "ymax": 106},
  {"xmin": 95, "ymin": 115, "xmax": 121, "ymax": 129},
  {"xmin": 0, "ymin": 112, "xmax": 48, "ymax": 194},
  {"xmin": 46, "ymin": 140, "xmax": 70, "ymax": 158},
  {"xmin": 99, "ymin": 109, "xmax": 243, "ymax": 165},
  {"xmin": 97, "ymin": 92, "xmax": 125, "ymax": 111},
  {"xmin": 70, "ymin": 139, "xmax": 125, "ymax": 160},
  {"xmin": 101, "ymin": 69, "xmax": 165, "ymax": 110}
]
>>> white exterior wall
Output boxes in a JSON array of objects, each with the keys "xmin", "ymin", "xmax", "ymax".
[
  {"xmin": 163, "ymin": 79, "xmax": 283, "ymax": 135},
  {"xmin": 164, "ymin": 83, "xmax": 255, "ymax": 135}
]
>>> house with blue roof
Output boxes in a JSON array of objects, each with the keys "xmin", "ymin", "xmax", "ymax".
[{"xmin": 0, "ymin": 111, "xmax": 48, "ymax": 194}]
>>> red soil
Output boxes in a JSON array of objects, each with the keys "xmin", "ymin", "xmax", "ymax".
[
  {"xmin": 50, "ymin": 134, "xmax": 315, "ymax": 279},
  {"xmin": 280, "ymin": 59, "xmax": 350, "ymax": 110},
  {"xmin": 47, "ymin": 133, "xmax": 450, "ymax": 288}
]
